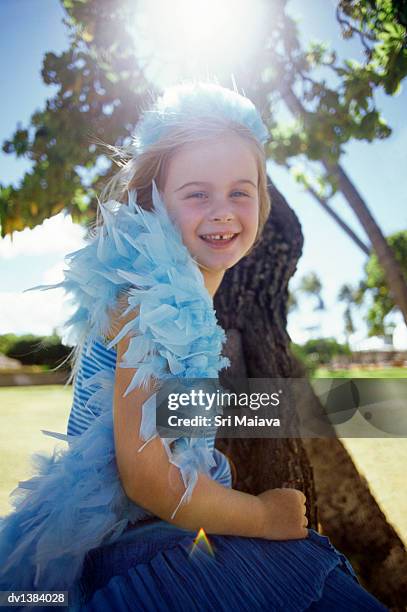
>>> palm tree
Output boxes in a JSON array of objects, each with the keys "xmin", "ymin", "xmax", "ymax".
[{"xmin": 338, "ymin": 283, "xmax": 356, "ymax": 344}]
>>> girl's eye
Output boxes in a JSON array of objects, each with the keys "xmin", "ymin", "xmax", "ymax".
[
  {"xmin": 188, "ymin": 192, "xmax": 207, "ymax": 199},
  {"xmin": 187, "ymin": 191, "xmax": 248, "ymax": 199}
]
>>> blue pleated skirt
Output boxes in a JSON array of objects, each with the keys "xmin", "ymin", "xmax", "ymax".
[{"xmin": 77, "ymin": 518, "xmax": 388, "ymax": 612}]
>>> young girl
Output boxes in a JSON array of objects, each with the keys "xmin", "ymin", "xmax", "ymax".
[{"xmin": 0, "ymin": 81, "xmax": 388, "ymax": 611}]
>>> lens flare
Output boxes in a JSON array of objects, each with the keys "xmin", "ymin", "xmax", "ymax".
[{"xmin": 189, "ymin": 527, "xmax": 216, "ymax": 558}]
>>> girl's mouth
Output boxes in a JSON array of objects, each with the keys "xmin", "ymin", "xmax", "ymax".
[{"xmin": 199, "ymin": 233, "xmax": 239, "ymax": 249}]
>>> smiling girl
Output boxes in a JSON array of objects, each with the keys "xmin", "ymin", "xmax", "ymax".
[
  {"xmin": 161, "ymin": 132, "xmax": 259, "ymax": 297},
  {"xmin": 0, "ymin": 81, "xmax": 387, "ymax": 611}
]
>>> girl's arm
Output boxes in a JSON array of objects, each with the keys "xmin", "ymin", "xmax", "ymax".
[
  {"xmin": 107, "ymin": 295, "xmax": 267, "ymax": 537},
  {"xmin": 108, "ymin": 296, "xmax": 308, "ymax": 541}
]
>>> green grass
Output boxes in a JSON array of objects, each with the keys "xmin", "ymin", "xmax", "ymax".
[
  {"xmin": 314, "ymin": 367, "xmax": 407, "ymax": 378},
  {"xmin": 0, "ymin": 385, "xmax": 72, "ymax": 516},
  {"xmin": 0, "ymin": 384, "xmax": 406, "ymax": 546}
]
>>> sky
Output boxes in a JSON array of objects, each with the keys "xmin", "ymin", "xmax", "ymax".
[{"xmin": 0, "ymin": 0, "xmax": 406, "ymax": 349}]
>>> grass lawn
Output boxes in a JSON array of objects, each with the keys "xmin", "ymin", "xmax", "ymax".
[
  {"xmin": 0, "ymin": 383, "xmax": 405, "ymax": 546},
  {"xmin": 313, "ymin": 366, "xmax": 407, "ymax": 544},
  {"xmin": 315, "ymin": 367, "xmax": 407, "ymax": 378},
  {"xmin": 0, "ymin": 385, "xmax": 72, "ymax": 516}
]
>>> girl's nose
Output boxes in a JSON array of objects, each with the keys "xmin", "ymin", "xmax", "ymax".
[
  {"xmin": 211, "ymin": 212, "xmax": 234, "ymax": 222},
  {"xmin": 209, "ymin": 204, "xmax": 235, "ymax": 223}
]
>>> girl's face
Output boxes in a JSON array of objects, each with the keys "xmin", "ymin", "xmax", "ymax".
[{"xmin": 161, "ymin": 132, "xmax": 259, "ymax": 292}]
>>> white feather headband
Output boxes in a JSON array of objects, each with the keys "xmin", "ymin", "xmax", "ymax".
[{"xmin": 131, "ymin": 81, "xmax": 269, "ymax": 155}]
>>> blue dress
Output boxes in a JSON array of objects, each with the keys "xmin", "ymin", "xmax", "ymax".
[
  {"xmin": 0, "ymin": 192, "xmax": 387, "ymax": 611},
  {"xmin": 70, "ymin": 337, "xmax": 388, "ymax": 612}
]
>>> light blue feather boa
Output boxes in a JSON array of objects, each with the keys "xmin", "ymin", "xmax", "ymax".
[{"xmin": 0, "ymin": 181, "xmax": 231, "ymax": 605}]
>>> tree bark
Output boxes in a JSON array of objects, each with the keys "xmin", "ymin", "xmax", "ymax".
[
  {"xmin": 215, "ymin": 178, "xmax": 317, "ymax": 526},
  {"xmin": 304, "ymin": 437, "xmax": 407, "ymax": 610},
  {"xmin": 298, "ymin": 172, "xmax": 370, "ymax": 255},
  {"xmin": 214, "ymin": 177, "xmax": 407, "ymax": 609},
  {"xmin": 330, "ymin": 162, "xmax": 407, "ymax": 321}
]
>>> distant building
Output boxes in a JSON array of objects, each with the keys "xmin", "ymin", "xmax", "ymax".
[
  {"xmin": 351, "ymin": 335, "xmax": 394, "ymax": 352},
  {"xmin": 393, "ymin": 317, "xmax": 407, "ymax": 351}
]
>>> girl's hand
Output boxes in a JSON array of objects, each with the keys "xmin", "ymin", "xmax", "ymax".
[{"xmin": 256, "ymin": 487, "xmax": 309, "ymax": 541}]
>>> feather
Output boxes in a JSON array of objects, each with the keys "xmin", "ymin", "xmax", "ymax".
[
  {"xmin": 0, "ymin": 178, "xmax": 231, "ymax": 605},
  {"xmin": 131, "ymin": 82, "xmax": 269, "ymax": 155}
]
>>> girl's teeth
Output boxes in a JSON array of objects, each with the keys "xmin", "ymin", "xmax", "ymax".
[{"xmin": 201, "ymin": 234, "xmax": 235, "ymax": 241}]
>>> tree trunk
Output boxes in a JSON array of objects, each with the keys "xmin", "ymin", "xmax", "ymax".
[
  {"xmin": 214, "ymin": 178, "xmax": 407, "ymax": 609},
  {"xmin": 297, "ymin": 172, "xmax": 370, "ymax": 255},
  {"xmin": 281, "ymin": 86, "xmax": 407, "ymax": 327},
  {"xmin": 329, "ymin": 162, "xmax": 407, "ymax": 322},
  {"xmin": 214, "ymin": 178, "xmax": 316, "ymax": 525},
  {"xmin": 293, "ymin": 369, "xmax": 407, "ymax": 608},
  {"xmin": 304, "ymin": 437, "xmax": 407, "ymax": 610}
]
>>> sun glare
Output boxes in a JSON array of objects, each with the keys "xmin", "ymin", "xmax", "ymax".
[{"xmin": 129, "ymin": 0, "xmax": 269, "ymax": 83}]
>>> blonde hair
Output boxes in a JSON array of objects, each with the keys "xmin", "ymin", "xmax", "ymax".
[{"xmin": 96, "ymin": 117, "xmax": 271, "ymax": 255}]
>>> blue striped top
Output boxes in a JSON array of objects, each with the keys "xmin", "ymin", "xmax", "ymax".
[
  {"xmin": 67, "ymin": 337, "xmax": 229, "ymax": 482},
  {"xmin": 67, "ymin": 335, "xmax": 232, "ymax": 504},
  {"xmin": 67, "ymin": 337, "xmax": 117, "ymax": 436},
  {"xmin": 66, "ymin": 335, "xmax": 232, "ymax": 525}
]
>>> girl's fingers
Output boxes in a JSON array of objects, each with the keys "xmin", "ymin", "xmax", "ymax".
[{"xmin": 282, "ymin": 482, "xmax": 307, "ymax": 506}]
